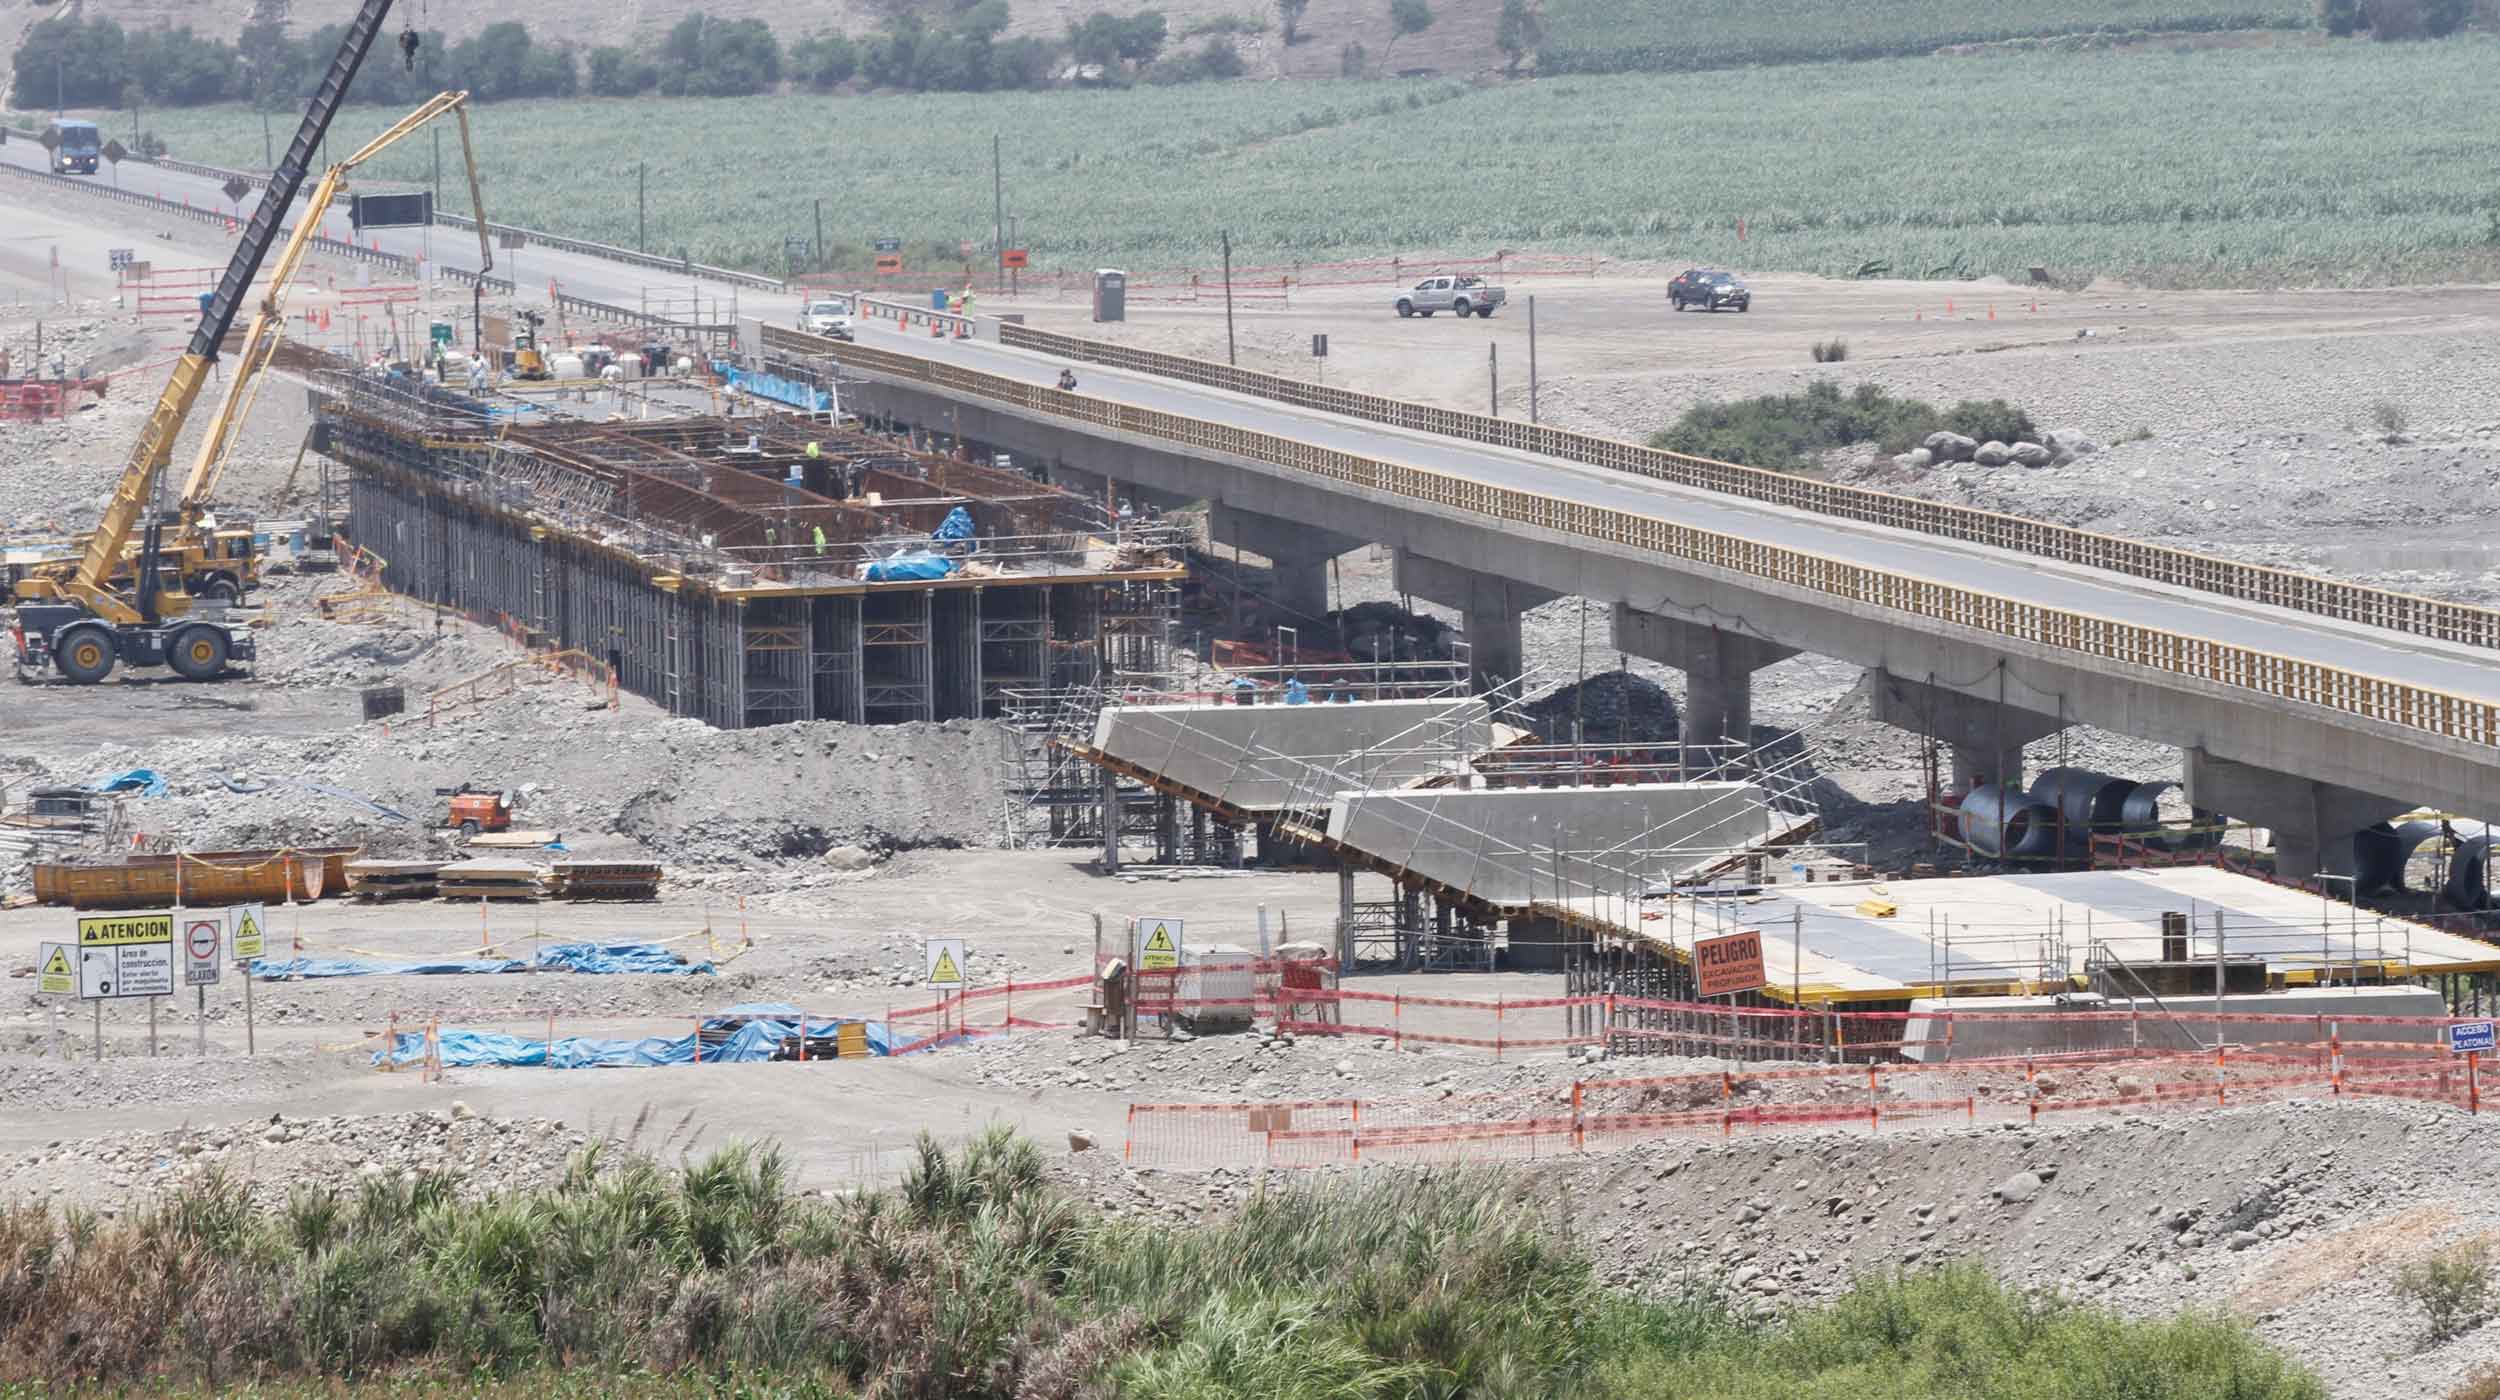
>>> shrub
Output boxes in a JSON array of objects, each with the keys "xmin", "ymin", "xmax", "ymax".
[
  {"xmin": 2423, "ymin": 0, "xmax": 2474, "ymax": 33},
  {"xmin": 791, "ymin": 32, "xmax": 861, "ymax": 87},
  {"xmin": 2319, "ymin": 0, "xmax": 2366, "ymax": 32},
  {"xmin": 1341, "ymin": 40, "xmax": 1369, "ymax": 74},
  {"xmin": 1942, "ymin": 397, "xmax": 2037, "ymax": 444},
  {"xmin": 2397, "ymin": 1239, "xmax": 2494, "ymax": 1343},
  {"xmin": 1810, "ymin": 337, "xmax": 1849, "ymax": 363},
  {"xmin": 2366, "ymin": 0, "xmax": 2428, "ymax": 34},
  {"xmin": 1498, "ymin": 0, "xmax": 1544, "ymax": 73},
  {"xmin": 1279, "ymin": 0, "xmax": 1311, "ymax": 43},
  {"xmin": 2371, "ymin": 397, "xmax": 2410, "ymax": 436},
  {"xmin": 1653, "ymin": 380, "xmax": 1997, "ymax": 470},
  {"xmin": 587, "ymin": 46, "xmax": 660, "ymax": 95},
  {"xmin": 2450, "ymin": 1360, "xmax": 2500, "ymax": 1400}
]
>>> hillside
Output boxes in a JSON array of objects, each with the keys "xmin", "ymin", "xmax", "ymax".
[{"xmin": 0, "ymin": 0, "xmax": 1512, "ymax": 78}]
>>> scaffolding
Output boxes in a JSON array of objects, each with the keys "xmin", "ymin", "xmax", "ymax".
[{"xmin": 309, "ymin": 355, "xmax": 1185, "ymax": 731}]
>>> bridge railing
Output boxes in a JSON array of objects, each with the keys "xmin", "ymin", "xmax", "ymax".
[
  {"xmin": 765, "ymin": 323, "xmax": 2500, "ymax": 754},
  {"xmin": 994, "ymin": 322, "xmax": 2500, "ymax": 657}
]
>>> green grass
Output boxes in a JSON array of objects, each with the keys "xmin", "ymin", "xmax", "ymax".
[
  {"xmin": 1540, "ymin": 0, "xmax": 2313, "ymax": 72},
  {"xmin": 81, "ymin": 36, "xmax": 2500, "ymax": 287},
  {"xmin": 1653, "ymin": 380, "xmax": 2037, "ymax": 470},
  {"xmin": 0, "ymin": 1131, "xmax": 2322, "ymax": 1397}
]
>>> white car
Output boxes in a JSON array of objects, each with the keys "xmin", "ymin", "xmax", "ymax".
[{"xmin": 799, "ymin": 297, "xmax": 854, "ymax": 340}]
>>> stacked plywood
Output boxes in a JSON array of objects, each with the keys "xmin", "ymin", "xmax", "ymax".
[
  {"xmin": 435, "ymin": 859, "xmax": 543, "ymax": 901},
  {"xmin": 346, "ymin": 859, "xmax": 445, "ymax": 901}
]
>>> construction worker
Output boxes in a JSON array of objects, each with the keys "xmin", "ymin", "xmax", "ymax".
[
  {"xmin": 959, "ymin": 285, "xmax": 976, "ymax": 321},
  {"xmin": 812, "ymin": 523, "xmax": 828, "ymax": 555},
  {"xmin": 468, "ymin": 356, "xmax": 489, "ymax": 396}
]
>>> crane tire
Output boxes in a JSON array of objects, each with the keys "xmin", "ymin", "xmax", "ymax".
[
  {"xmin": 167, "ymin": 625, "xmax": 229, "ymax": 681},
  {"xmin": 55, "ymin": 627, "xmax": 117, "ymax": 685}
]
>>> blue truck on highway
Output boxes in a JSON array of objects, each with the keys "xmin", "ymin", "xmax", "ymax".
[{"xmin": 47, "ymin": 119, "xmax": 101, "ymax": 175}]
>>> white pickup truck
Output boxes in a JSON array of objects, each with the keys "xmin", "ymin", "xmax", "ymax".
[{"xmin": 1392, "ymin": 274, "xmax": 1506, "ymax": 319}]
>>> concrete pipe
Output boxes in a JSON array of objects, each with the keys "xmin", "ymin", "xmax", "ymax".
[
  {"xmin": 2027, "ymin": 767, "xmax": 2135, "ymax": 850},
  {"xmin": 2353, "ymin": 818, "xmax": 2445, "ymax": 895},
  {"xmin": 1957, "ymin": 783, "xmax": 2062, "ymax": 861},
  {"xmin": 2445, "ymin": 821, "xmax": 2494, "ymax": 910}
]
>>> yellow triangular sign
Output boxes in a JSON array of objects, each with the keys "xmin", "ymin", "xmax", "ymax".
[
  {"xmin": 930, "ymin": 948, "xmax": 962, "ymax": 985},
  {"xmin": 41, "ymin": 948, "xmax": 71, "ymax": 977},
  {"xmin": 236, "ymin": 912, "xmax": 260, "ymax": 944},
  {"xmin": 1143, "ymin": 925, "xmax": 1176, "ymax": 954}
]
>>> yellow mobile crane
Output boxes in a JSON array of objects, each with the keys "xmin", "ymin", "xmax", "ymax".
[
  {"xmin": 9, "ymin": 90, "xmax": 491, "ymax": 614},
  {"xmin": 8, "ymin": 1, "xmax": 475, "ymax": 684}
]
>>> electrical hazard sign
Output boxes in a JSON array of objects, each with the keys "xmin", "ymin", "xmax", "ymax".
[
  {"xmin": 1138, "ymin": 917, "xmax": 1184, "ymax": 972},
  {"xmin": 227, "ymin": 902, "xmax": 266, "ymax": 961},
  {"xmin": 37, "ymin": 943, "xmax": 74, "ymax": 996},
  {"xmin": 925, "ymin": 938, "xmax": 966, "ymax": 988}
]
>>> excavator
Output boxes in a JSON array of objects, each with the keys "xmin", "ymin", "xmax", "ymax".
[
  {"xmin": 9, "ymin": 87, "xmax": 491, "ymax": 620},
  {"xmin": 8, "ymin": 1, "xmax": 488, "ymax": 684}
]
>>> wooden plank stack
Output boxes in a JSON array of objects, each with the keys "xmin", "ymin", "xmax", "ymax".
[
  {"xmin": 435, "ymin": 858, "xmax": 544, "ymax": 901},
  {"xmin": 549, "ymin": 860, "xmax": 663, "ymax": 901},
  {"xmin": 346, "ymin": 859, "xmax": 445, "ymax": 901}
]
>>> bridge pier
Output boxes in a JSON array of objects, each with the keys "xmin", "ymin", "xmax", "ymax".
[
  {"xmin": 1394, "ymin": 549, "xmax": 1559, "ymax": 693},
  {"xmin": 2185, "ymin": 751, "xmax": 2410, "ymax": 888},
  {"xmin": 1611, "ymin": 605, "xmax": 1796, "ymax": 768},
  {"xmin": 1867, "ymin": 668, "xmax": 2069, "ymax": 792},
  {"xmin": 1210, "ymin": 503, "xmax": 1366, "ymax": 625}
]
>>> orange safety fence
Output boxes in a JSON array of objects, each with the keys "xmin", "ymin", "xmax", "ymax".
[{"xmin": 1127, "ymin": 1041, "xmax": 2493, "ymax": 1169}]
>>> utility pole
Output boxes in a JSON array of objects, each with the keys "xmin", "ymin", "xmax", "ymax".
[
  {"xmin": 262, "ymin": 110, "xmax": 273, "ymax": 169},
  {"xmin": 430, "ymin": 127, "xmax": 441, "ymax": 211},
  {"xmin": 813, "ymin": 197, "xmax": 825, "ymax": 270},
  {"xmin": 1489, "ymin": 343, "xmax": 1499, "ymax": 416},
  {"xmin": 1528, "ymin": 294, "xmax": 1539, "ymax": 424},
  {"xmin": 637, "ymin": 163, "xmax": 647, "ymax": 253},
  {"xmin": 56, "ymin": 60, "xmax": 64, "ymax": 116},
  {"xmin": 991, "ymin": 133, "xmax": 1005, "ymax": 293},
  {"xmin": 1221, "ymin": 230, "xmax": 1237, "ymax": 367}
]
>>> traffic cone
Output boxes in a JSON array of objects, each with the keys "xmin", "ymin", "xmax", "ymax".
[
  {"xmin": 1915, "ymin": 310, "xmax": 1922, "ymax": 321},
  {"xmin": 1946, "ymin": 298, "xmax": 1955, "ymax": 316},
  {"xmin": 1987, "ymin": 304, "xmax": 1996, "ymax": 321}
]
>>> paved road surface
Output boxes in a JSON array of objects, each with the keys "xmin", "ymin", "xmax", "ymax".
[
  {"xmin": 846, "ymin": 317, "xmax": 2500, "ymax": 708},
  {"xmin": 0, "ymin": 140, "xmax": 805, "ymax": 321}
]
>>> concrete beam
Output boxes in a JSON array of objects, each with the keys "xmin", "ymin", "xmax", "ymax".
[
  {"xmin": 1613, "ymin": 605, "xmax": 1796, "ymax": 762},
  {"xmin": 1210, "ymin": 503, "xmax": 1368, "ymax": 622},
  {"xmin": 1867, "ymin": 668, "xmax": 2069, "ymax": 791},
  {"xmin": 1395, "ymin": 549, "xmax": 1559, "ymax": 693},
  {"xmin": 2184, "ymin": 751, "xmax": 2411, "ymax": 886},
  {"xmin": 841, "ymin": 376, "xmax": 2500, "ymax": 817}
]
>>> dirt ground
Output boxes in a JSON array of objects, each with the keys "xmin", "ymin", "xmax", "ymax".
[{"xmin": 11, "ymin": 176, "xmax": 2500, "ymax": 1398}]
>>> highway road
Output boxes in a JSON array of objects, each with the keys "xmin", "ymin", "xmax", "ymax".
[
  {"xmin": 15, "ymin": 137, "xmax": 2500, "ymax": 718},
  {"xmin": 0, "ymin": 138, "xmax": 802, "ymax": 323},
  {"xmin": 842, "ymin": 317, "xmax": 2500, "ymax": 711}
]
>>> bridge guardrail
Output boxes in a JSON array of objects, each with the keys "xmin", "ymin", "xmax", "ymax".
[
  {"xmin": 769, "ymin": 322, "xmax": 2500, "ymax": 753},
  {"xmin": 554, "ymin": 289, "xmax": 734, "ymax": 337},
  {"xmin": 997, "ymin": 323, "xmax": 2500, "ymax": 657},
  {"xmin": 0, "ymin": 161, "xmax": 420, "ymax": 279},
  {"xmin": 858, "ymin": 294, "xmax": 975, "ymax": 338},
  {"xmin": 77, "ymin": 147, "xmax": 785, "ymax": 293}
]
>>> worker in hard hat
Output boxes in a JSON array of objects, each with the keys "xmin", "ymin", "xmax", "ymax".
[{"xmin": 812, "ymin": 523, "xmax": 828, "ymax": 556}]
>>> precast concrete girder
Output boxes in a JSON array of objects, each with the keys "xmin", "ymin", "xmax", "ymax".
[
  {"xmin": 839, "ymin": 375, "xmax": 2500, "ymax": 817},
  {"xmin": 2184, "ymin": 751, "xmax": 2411, "ymax": 887},
  {"xmin": 1611, "ymin": 605, "xmax": 1797, "ymax": 765},
  {"xmin": 1210, "ymin": 502, "xmax": 1369, "ymax": 623},
  {"xmin": 1867, "ymin": 667, "xmax": 2070, "ymax": 792},
  {"xmin": 1395, "ymin": 549, "xmax": 1560, "ymax": 693}
]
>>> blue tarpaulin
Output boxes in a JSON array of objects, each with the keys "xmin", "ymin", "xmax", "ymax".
[
  {"xmin": 374, "ymin": 1011, "xmax": 894, "ymax": 1069},
  {"xmin": 864, "ymin": 550, "xmax": 955, "ymax": 582},
  {"xmin": 932, "ymin": 506, "xmax": 975, "ymax": 543},
  {"xmin": 89, "ymin": 769, "xmax": 167, "ymax": 798},
  {"xmin": 252, "ymin": 941, "xmax": 713, "ymax": 980}
]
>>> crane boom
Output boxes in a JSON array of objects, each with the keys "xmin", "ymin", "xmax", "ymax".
[
  {"xmin": 175, "ymin": 89, "xmax": 492, "ymax": 531},
  {"xmin": 67, "ymin": 0, "xmax": 402, "ymax": 625}
]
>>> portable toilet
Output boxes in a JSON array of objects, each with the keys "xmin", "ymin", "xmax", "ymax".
[
  {"xmin": 1179, "ymin": 942, "xmax": 1254, "ymax": 1033},
  {"xmin": 1092, "ymin": 269, "xmax": 1127, "ymax": 323},
  {"xmin": 931, "ymin": 287, "xmax": 951, "ymax": 311}
]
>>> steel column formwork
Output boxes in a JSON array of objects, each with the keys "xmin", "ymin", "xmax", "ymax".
[{"xmin": 812, "ymin": 593, "xmax": 864, "ymax": 723}]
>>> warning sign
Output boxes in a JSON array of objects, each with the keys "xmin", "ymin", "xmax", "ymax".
[
  {"xmin": 78, "ymin": 913, "xmax": 173, "ymax": 947},
  {"xmin": 1694, "ymin": 930, "xmax": 1767, "ymax": 998},
  {"xmin": 37, "ymin": 943, "xmax": 74, "ymax": 996},
  {"xmin": 1138, "ymin": 917, "xmax": 1184, "ymax": 972},
  {"xmin": 227, "ymin": 902, "xmax": 266, "ymax": 960},
  {"xmin": 184, "ymin": 918, "xmax": 223, "ymax": 987},
  {"xmin": 925, "ymin": 938, "xmax": 966, "ymax": 988}
]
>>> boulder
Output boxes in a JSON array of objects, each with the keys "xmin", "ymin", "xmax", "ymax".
[
  {"xmin": 1924, "ymin": 431, "xmax": 1978, "ymax": 462},
  {"xmin": 1972, "ymin": 440, "xmax": 2014, "ymax": 468},
  {"xmin": 1893, "ymin": 447, "xmax": 1935, "ymax": 470},
  {"xmin": 1994, "ymin": 1170, "xmax": 2043, "ymax": 1205},
  {"xmin": 2009, "ymin": 441, "xmax": 2054, "ymax": 468},
  {"xmin": 2042, "ymin": 427, "xmax": 2101, "ymax": 458},
  {"xmin": 823, "ymin": 844, "xmax": 878, "ymax": 872}
]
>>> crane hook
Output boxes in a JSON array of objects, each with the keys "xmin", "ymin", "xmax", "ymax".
[{"xmin": 399, "ymin": 25, "xmax": 421, "ymax": 71}]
